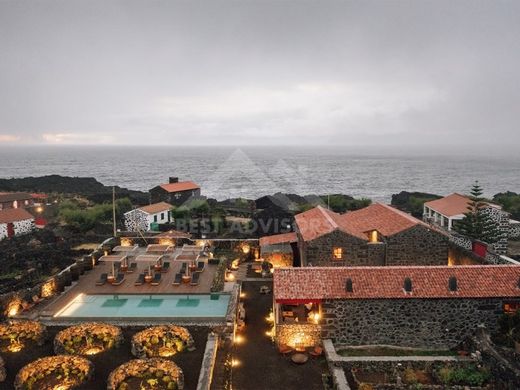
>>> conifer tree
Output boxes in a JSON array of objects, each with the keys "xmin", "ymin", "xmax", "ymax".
[{"xmin": 454, "ymin": 181, "xmax": 500, "ymax": 243}]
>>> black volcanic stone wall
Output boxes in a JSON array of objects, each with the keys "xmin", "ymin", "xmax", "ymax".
[{"xmin": 321, "ymin": 298, "xmax": 502, "ymax": 348}]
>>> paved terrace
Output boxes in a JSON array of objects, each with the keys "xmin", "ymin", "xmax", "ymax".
[{"xmin": 39, "ymin": 246, "xmax": 218, "ymax": 318}]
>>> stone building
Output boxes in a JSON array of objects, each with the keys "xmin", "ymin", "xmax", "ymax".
[
  {"xmin": 149, "ymin": 177, "xmax": 200, "ymax": 206},
  {"xmin": 273, "ymin": 265, "xmax": 520, "ymax": 349},
  {"xmin": 424, "ymin": 193, "xmax": 518, "ymax": 254},
  {"xmin": 0, "ymin": 208, "xmax": 35, "ymax": 240},
  {"xmin": 259, "ymin": 232, "xmax": 297, "ymax": 268},
  {"xmin": 0, "ymin": 192, "xmax": 34, "ymax": 210},
  {"xmin": 294, "ymin": 203, "xmax": 448, "ymax": 267},
  {"xmin": 124, "ymin": 202, "xmax": 172, "ymax": 232}
]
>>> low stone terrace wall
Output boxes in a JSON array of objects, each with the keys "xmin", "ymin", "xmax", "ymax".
[
  {"xmin": 196, "ymin": 333, "xmax": 219, "ymax": 390},
  {"xmin": 0, "ymin": 237, "xmax": 117, "ymax": 320},
  {"xmin": 323, "ymin": 340, "xmax": 486, "ymax": 390},
  {"xmin": 275, "ymin": 323, "xmax": 321, "ymax": 348}
]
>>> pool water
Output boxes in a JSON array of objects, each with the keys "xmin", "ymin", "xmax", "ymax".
[{"xmin": 55, "ymin": 294, "xmax": 230, "ymax": 318}]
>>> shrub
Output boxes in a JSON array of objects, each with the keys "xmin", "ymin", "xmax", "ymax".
[{"xmin": 403, "ymin": 367, "xmax": 418, "ymax": 384}]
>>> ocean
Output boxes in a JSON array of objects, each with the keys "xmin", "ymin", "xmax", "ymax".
[{"xmin": 1, "ymin": 146, "xmax": 519, "ymax": 202}]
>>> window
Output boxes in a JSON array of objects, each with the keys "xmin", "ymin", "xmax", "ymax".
[
  {"xmin": 333, "ymin": 247, "xmax": 343, "ymax": 260},
  {"xmin": 154, "ymin": 215, "xmax": 158, "ymax": 223},
  {"xmin": 368, "ymin": 230, "xmax": 379, "ymax": 243},
  {"xmin": 161, "ymin": 212, "xmax": 165, "ymax": 220}
]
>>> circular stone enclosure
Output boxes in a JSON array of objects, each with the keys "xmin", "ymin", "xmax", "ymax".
[
  {"xmin": 131, "ymin": 325, "xmax": 194, "ymax": 359},
  {"xmin": 107, "ymin": 358, "xmax": 184, "ymax": 390},
  {"xmin": 54, "ymin": 322, "xmax": 123, "ymax": 356},
  {"xmin": 14, "ymin": 355, "xmax": 93, "ymax": 390},
  {"xmin": 0, "ymin": 320, "xmax": 46, "ymax": 353}
]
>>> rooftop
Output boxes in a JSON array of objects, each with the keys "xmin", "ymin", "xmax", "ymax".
[
  {"xmin": 424, "ymin": 193, "xmax": 503, "ymax": 217},
  {"xmin": 273, "ymin": 265, "xmax": 520, "ymax": 301},
  {"xmin": 259, "ymin": 232, "xmax": 297, "ymax": 247},
  {"xmin": 294, "ymin": 203, "xmax": 430, "ymax": 241},
  {"xmin": 158, "ymin": 181, "xmax": 200, "ymax": 193},
  {"xmin": 0, "ymin": 207, "xmax": 34, "ymax": 224},
  {"xmin": 0, "ymin": 192, "xmax": 33, "ymax": 203},
  {"xmin": 137, "ymin": 202, "xmax": 172, "ymax": 215}
]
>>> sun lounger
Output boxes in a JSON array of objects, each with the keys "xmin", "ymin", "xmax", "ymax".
[
  {"xmin": 114, "ymin": 261, "xmax": 121, "ymax": 271},
  {"xmin": 134, "ymin": 273, "xmax": 145, "ymax": 286},
  {"xmin": 127, "ymin": 262, "xmax": 137, "ymax": 273},
  {"xmin": 161, "ymin": 262, "xmax": 170, "ymax": 273},
  {"xmin": 196, "ymin": 261, "xmax": 205, "ymax": 272},
  {"xmin": 112, "ymin": 273, "xmax": 125, "ymax": 286},
  {"xmin": 180, "ymin": 262, "xmax": 187, "ymax": 274},
  {"xmin": 151, "ymin": 273, "xmax": 162, "ymax": 286},
  {"xmin": 96, "ymin": 273, "xmax": 108, "ymax": 286},
  {"xmin": 173, "ymin": 273, "xmax": 182, "ymax": 286},
  {"xmin": 190, "ymin": 272, "xmax": 200, "ymax": 286}
]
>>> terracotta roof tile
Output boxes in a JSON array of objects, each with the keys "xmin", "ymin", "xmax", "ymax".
[
  {"xmin": 0, "ymin": 208, "xmax": 34, "ymax": 224},
  {"xmin": 138, "ymin": 202, "xmax": 172, "ymax": 214},
  {"xmin": 295, "ymin": 203, "xmax": 429, "ymax": 242},
  {"xmin": 159, "ymin": 181, "xmax": 199, "ymax": 193},
  {"xmin": 0, "ymin": 192, "xmax": 33, "ymax": 203},
  {"xmin": 259, "ymin": 232, "xmax": 297, "ymax": 247},
  {"xmin": 424, "ymin": 193, "xmax": 473, "ymax": 217},
  {"xmin": 274, "ymin": 265, "xmax": 520, "ymax": 301}
]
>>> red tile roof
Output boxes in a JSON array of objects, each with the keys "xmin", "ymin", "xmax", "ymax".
[
  {"xmin": 273, "ymin": 265, "xmax": 520, "ymax": 301},
  {"xmin": 159, "ymin": 181, "xmax": 200, "ymax": 193},
  {"xmin": 0, "ymin": 192, "xmax": 33, "ymax": 203},
  {"xmin": 259, "ymin": 232, "xmax": 298, "ymax": 247},
  {"xmin": 294, "ymin": 203, "xmax": 430, "ymax": 242},
  {"xmin": 0, "ymin": 208, "xmax": 34, "ymax": 224},
  {"xmin": 424, "ymin": 193, "xmax": 472, "ymax": 217},
  {"xmin": 138, "ymin": 202, "xmax": 172, "ymax": 214}
]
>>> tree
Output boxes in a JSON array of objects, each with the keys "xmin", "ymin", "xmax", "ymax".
[{"xmin": 453, "ymin": 181, "xmax": 500, "ymax": 244}]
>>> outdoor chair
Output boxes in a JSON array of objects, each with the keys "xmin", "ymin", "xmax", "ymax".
[
  {"xmin": 134, "ymin": 273, "xmax": 145, "ymax": 286},
  {"xmin": 96, "ymin": 273, "xmax": 108, "ymax": 286},
  {"xmin": 161, "ymin": 262, "xmax": 170, "ymax": 273},
  {"xmin": 278, "ymin": 344, "xmax": 293, "ymax": 356},
  {"xmin": 308, "ymin": 345, "xmax": 323, "ymax": 357},
  {"xmin": 190, "ymin": 271, "xmax": 200, "ymax": 286},
  {"xmin": 151, "ymin": 273, "xmax": 162, "ymax": 286},
  {"xmin": 112, "ymin": 273, "xmax": 125, "ymax": 286},
  {"xmin": 127, "ymin": 262, "xmax": 137, "ymax": 273},
  {"xmin": 173, "ymin": 273, "xmax": 182, "ymax": 286},
  {"xmin": 196, "ymin": 261, "xmax": 205, "ymax": 272},
  {"xmin": 114, "ymin": 261, "xmax": 121, "ymax": 271}
]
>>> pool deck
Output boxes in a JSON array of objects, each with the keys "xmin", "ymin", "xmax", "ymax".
[{"xmin": 37, "ymin": 253, "xmax": 220, "ymax": 321}]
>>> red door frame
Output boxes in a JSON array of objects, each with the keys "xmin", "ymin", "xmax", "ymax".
[{"xmin": 6, "ymin": 222, "xmax": 15, "ymax": 238}]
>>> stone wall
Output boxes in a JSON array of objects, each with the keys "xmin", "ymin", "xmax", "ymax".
[
  {"xmin": 385, "ymin": 226, "xmax": 448, "ymax": 265},
  {"xmin": 510, "ymin": 222, "xmax": 520, "ymax": 240},
  {"xmin": 301, "ymin": 226, "xmax": 448, "ymax": 267},
  {"xmin": 0, "ymin": 218, "xmax": 34, "ymax": 241},
  {"xmin": 275, "ymin": 323, "xmax": 321, "ymax": 348},
  {"xmin": 321, "ymin": 298, "xmax": 503, "ymax": 349},
  {"xmin": 124, "ymin": 209, "xmax": 149, "ymax": 232},
  {"xmin": 302, "ymin": 230, "xmax": 371, "ymax": 267},
  {"xmin": 482, "ymin": 207, "xmax": 509, "ymax": 254}
]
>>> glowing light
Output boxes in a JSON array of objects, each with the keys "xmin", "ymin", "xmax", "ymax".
[
  {"xmin": 313, "ymin": 312, "xmax": 321, "ymax": 324},
  {"xmin": 241, "ymin": 244, "xmax": 250, "ymax": 254},
  {"xmin": 225, "ymin": 272, "xmax": 235, "ymax": 282},
  {"xmin": 120, "ymin": 237, "xmax": 132, "ymax": 247},
  {"xmin": 266, "ymin": 311, "xmax": 274, "ymax": 322},
  {"xmin": 240, "ymin": 292, "xmax": 246, "ymax": 299},
  {"xmin": 35, "ymin": 206, "xmax": 44, "ymax": 213},
  {"xmin": 83, "ymin": 346, "xmax": 103, "ymax": 355},
  {"xmin": 231, "ymin": 359, "xmax": 240, "ymax": 367},
  {"xmin": 234, "ymin": 335, "xmax": 244, "ymax": 345},
  {"xmin": 7, "ymin": 342, "xmax": 23, "ymax": 352}
]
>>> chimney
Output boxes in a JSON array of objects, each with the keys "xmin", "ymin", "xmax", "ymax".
[{"xmin": 169, "ymin": 177, "xmax": 179, "ymax": 184}]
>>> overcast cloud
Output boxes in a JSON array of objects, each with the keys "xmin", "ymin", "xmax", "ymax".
[{"xmin": 0, "ymin": 0, "xmax": 519, "ymax": 149}]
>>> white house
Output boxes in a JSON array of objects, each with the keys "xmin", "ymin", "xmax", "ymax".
[
  {"xmin": 124, "ymin": 202, "xmax": 172, "ymax": 232},
  {"xmin": 0, "ymin": 208, "xmax": 35, "ymax": 240}
]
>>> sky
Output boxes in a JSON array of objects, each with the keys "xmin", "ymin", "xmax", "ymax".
[{"xmin": 0, "ymin": 0, "xmax": 519, "ymax": 149}]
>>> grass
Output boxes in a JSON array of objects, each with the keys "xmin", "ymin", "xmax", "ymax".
[{"xmin": 337, "ymin": 346, "xmax": 458, "ymax": 357}]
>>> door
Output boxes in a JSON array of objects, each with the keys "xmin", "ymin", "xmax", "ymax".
[{"xmin": 7, "ymin": 222, "xmax": 15, "ymax": 238}]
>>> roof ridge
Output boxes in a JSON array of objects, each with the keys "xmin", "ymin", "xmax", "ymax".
[
  {"xmin": 316, "ymin": 205, "xmax": 339, "ymax": 229},
  {"xmin": 376, "ymin": 203, "xmax": 424, "ymax": 225}
]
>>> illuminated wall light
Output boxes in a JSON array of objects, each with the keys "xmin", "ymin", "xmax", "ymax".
[
  {"xmin": 240, "ymin": 292, "xmax": 246, "ymax": 298},
  {"xmin": 231, "ymin": 359, "xmax": 240, "ymax": 367},
  {"xmin": 234, "ymin": 335, "xmax": 244, "ymax": 345}
]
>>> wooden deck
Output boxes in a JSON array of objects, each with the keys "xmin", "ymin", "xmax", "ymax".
[{"xmin": 41, "ymin": 259, "xmax": 218, "ymax": 316}]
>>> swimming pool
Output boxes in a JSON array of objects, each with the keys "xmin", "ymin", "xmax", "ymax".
[{"xmin": 55, "ymin": 294, "xmax": 231, "ymax": 319}]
